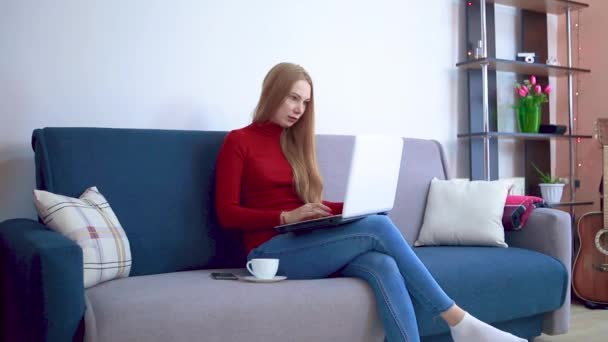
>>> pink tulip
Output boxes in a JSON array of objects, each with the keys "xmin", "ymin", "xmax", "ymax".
[
  {"xmin": 529, "ymin": 75, "xmax": 537, "ymax": 85},
  {"xmin": 544, "ymin": 85, "xmax": 552, "ymax": 94},
  {"xmin": 534, "ymin": 85, "xmax": 542, "ymax": 94},
  {"xmin": 518, "ymin": 87, "xmax": 528, "ymax": 97}
]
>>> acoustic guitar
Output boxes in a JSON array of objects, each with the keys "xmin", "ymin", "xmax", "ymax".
[{"xmin": 572, "ymin": 118, "xmax": 608, "ymax": 308}]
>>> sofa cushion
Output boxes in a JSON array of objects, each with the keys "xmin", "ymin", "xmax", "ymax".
[
  {"xmin": 415, "ymin": 178, "xmax": 511, "ymax": 248},
  {"xmin": 32, "ymin": 128, "xmax": 246, "ymax": 276},
  {"xmin": 412, "ymin": 246, "xmax": 568, "ymax": 337},
  {"xmin": 84, "ymin": 247, "xmax": 567, "ymax": 342},
  {"xmin": 84, "ymin": 269, "xmax": 384, "ymax": 342},
  {"xmin": 33, "ymin": 186, "xmax": 131, "ymax": 288}
]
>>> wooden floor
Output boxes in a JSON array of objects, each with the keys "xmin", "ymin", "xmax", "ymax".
[{"xmin": 535, "ymin": 300, "xmax": 608, "ymax": 341}]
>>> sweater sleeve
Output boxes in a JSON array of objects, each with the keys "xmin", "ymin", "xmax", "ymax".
[
  {"xmin": 215, "ymin": 131, "xmax": 282, "ymax": 230},
  {"xmin": 322, "ymin": 200, "xmax": 344, "ymax": 215}
]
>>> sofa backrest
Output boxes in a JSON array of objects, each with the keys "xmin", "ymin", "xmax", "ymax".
[
  {"xmin": 32, "ymin": 127, "xmax": 245, "ymax": 276},
  {"xmin": 317, "ymin": 135, "xmax": 448, "ymax": 245},
  {"xmin": 32, "ymin": 128, "xmax": 449, "ymax": 276}
]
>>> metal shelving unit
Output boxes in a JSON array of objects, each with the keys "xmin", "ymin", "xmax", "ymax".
[
  {"xmin": 551, "ymin": 201, "xmax": 594, "ymax": 207},
  {"xmin": 487, "ymin": 0, "xmax": 588, "ymax": 14},
  {"xmin": 458, "ymin": 132, "xmax": 592, "ymax": 140},
  {"xmin": 457, "ymin": 0, "xmax": 591, "ymax": 210},
  {"xmin": 456, "ymin": 57, "xmax": 590, "ymax": 76}
]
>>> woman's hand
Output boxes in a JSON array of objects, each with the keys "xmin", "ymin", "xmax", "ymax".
[{"xmin": 283, "ymin": 203, "xmax": 333, "ymax": 224}]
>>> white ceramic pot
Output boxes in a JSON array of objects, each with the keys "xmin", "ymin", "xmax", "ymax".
[{"xmin": 539, "ymin": 183, "xmax": 565, "ymax": 204}]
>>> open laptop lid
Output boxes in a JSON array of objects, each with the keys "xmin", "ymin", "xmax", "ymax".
[{"xmin": 341, "ymin": 135, "xmax": 403, "ymax": 218}]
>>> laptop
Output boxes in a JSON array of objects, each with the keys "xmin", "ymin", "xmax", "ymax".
[{"xmin": 274, "ymin": 135, "xmax": 404, "ymax": 234}]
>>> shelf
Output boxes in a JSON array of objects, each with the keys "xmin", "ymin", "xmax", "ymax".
[
  {"xmin": 461, "ymin": 1, "xmax": 590, "ymax": 186},
  {"xmin": 457, "ymin": 132, "xmax": 593, "ymax": 140},
  {"xmin": 550, "ymin": 201, "xmax": 594, "ymax": 207},
  {"xmin": 488, "ymin": 0, "xmax": 588, "ymax": 14},
  {"xmin": 456, "ymin": 58, "xmax": 591, "ymax": 77}
]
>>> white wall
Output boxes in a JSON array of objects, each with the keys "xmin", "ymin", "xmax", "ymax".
[
  {"xmin": 0, "ymin": 0, "xmax": 521, "ymax": 221},
  {"xmin": 495, "ymin": 5, "xmax": 522, "ymax": 178}
]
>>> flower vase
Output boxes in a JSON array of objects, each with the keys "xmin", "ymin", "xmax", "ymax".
[{"xmin": 517, "ymin": 102, "xmax": 541, "ymax": 133}]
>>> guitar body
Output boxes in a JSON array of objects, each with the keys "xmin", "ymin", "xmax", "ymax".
[{"xmin": 572, "ymin": 211, "xmax": 608, "ymax": 305}]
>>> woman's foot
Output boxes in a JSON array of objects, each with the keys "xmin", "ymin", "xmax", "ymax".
[{"xmin": 449, "ymin": 312, "xmax": 526, "ymax": 342}]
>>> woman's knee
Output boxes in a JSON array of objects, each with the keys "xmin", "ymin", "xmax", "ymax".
[
  {"xmin": 358, "ymin": 215, "xmax": 403, "ymax": 240},
  {"xmin": 350, "ymin": 251, "xmax": 399, "ymax": 273}
]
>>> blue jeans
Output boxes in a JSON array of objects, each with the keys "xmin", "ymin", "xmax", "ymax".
[{"xmin": 247, "ymin": 215, "xmax": 455, "ymax": 342}]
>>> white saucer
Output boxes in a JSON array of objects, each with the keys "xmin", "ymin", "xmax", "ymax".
[{"xmin": 242, "ymin": 275, "xmax": 287, "ymax": 283}]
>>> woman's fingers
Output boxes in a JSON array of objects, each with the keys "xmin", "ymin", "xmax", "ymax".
[
  {"xmin": 301, "ymin": 206, "xmax": 331, "ymax": 220},
  {"xmin": 312, "ymin": 203, "xmax": 332, "ymax": 214},
  {"xmin": 293, "ymin": 203, "xmax": 333, "ymax": 222},
  {"xmin": 312, "ymin": 207, "xmax": 331, "ymax": 218}
]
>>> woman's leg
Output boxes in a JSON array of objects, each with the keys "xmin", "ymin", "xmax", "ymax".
[
  {"xmin": 250, "ymin": 215, "xmax": 454, "ymax": 314},
  {"xmin": 248, "ymin": 215, "xmax": 450, "ymax": 341},
  {"xmin": 340, "ymin": 252, "xmax": 420, "ymax": 342},
  {"xmin": 249, "ymin": 214, "xmax": 525, "ymax": 342}
]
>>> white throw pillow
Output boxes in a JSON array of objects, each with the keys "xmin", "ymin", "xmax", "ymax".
[
  {"xmin": 33, "ymin": 186, "xmax": 132, "ymax": 288},
  {"xmin": 415, "ymin": 178, "xmax": 511, "ymax": 248}
]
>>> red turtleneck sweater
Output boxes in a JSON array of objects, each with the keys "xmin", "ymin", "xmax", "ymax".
[{"xmin": 215, "ymin": 122, "xmax": 343, "ymax": 255}]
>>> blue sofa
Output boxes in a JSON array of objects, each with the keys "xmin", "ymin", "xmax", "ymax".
[{"xmin": 0, "ymin": 127, "xmax": 571, "ymax": 341}]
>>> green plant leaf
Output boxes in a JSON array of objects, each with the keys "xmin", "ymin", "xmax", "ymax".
[{"xmin": 531, "ymin": 162, "xmax": 561, "ymax": 183}]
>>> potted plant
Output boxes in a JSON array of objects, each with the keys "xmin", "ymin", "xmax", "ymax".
[
  {"xmin": 514, "ymin": 76, "xmax": 552, "ymax": 133},
  {"xmin": 532, "ymin": 163, "xmax": 564, "ymax": 204}
]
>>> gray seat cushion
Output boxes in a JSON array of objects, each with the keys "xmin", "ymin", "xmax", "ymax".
[{"xmin": 85, "ymin": 269, "xmax": 384, "ymax": 342}]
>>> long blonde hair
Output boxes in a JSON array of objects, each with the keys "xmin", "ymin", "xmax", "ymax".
[{"xmin": 252, "ymin": 62, "xmax": 323, "ymax": 203}]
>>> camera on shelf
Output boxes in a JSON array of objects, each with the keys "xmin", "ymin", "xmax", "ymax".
[{"xmin": 516, "ymin": 52, "xmax": 536, "ymax": 63}]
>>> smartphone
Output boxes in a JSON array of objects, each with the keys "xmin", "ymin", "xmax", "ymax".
[{"xmin": 211, "ymin": 272, "xmax": 239, "ymax": 280}]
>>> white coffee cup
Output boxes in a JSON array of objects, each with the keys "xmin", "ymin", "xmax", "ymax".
[{"xmin": 246, "ymin": 258, "xmax": 279, "ymax": 280}]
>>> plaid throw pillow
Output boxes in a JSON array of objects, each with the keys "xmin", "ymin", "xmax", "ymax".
[
  {"xmin": 502, "ymin": 195, "xmax": 547, "ymax": 231},
  {"xmin": 33, "ymin": 186, "xmax": 131, "ymax": 288}
]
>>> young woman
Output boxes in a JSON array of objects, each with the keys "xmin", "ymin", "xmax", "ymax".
[{"xmin": 215, "ymin": 62, "xmax": 526, "ymax": 342}]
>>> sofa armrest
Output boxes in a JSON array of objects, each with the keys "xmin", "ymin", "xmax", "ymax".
[
  {"xmin": 505, "ymin": 208, "xmax": 572, "ymax": 335},
  {"xmin": 0, "ymin": 218, "xmax": 85, "ymax": 341}
]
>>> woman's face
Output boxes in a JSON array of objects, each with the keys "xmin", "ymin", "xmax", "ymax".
[{"xmin": 270, "ymin": 79, "xmax": 311, "ymax": 128}]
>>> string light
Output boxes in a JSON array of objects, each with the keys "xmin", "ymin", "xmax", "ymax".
[
  {"xmin": 574, "ymin": 11, "xmax": 583, "ymax": 199},
  {"xmin": 466, "ymin": 2, "xmax": 474, "ymax": 57}
]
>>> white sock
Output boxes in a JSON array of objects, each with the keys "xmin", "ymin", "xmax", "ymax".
[{"xmin": 450, "ymin": 312, "xmax": 527, "ymax": 342}]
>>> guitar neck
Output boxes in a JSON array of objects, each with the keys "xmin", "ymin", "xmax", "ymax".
[{"xmin": 604, "ymin": 146, "xmax": 608, "ymax": 228}]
